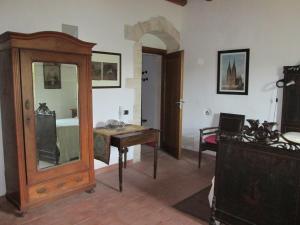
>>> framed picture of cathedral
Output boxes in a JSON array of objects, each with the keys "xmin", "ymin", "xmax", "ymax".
[{"xmin": 217, "ymin": 49, "xmax": 250, "ymax": 95}]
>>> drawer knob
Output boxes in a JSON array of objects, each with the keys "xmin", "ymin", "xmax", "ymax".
[
  {"xmin": 36, "ymin": 187, "xmax": 47, "ymax": 194},
  {"xmin": 75, "ymin": 176, "xmax": 83, "ymax": 182},
  {"xmin": 25, "ymin": 99, "xmax": 30, "ymax": 110},
  {"xmin": 57, "ymin": 182, "xmax": 65, "ymax": 188}
]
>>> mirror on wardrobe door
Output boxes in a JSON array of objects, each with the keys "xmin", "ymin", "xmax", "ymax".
[{"xmin": 32, "ymin": 62, "xmax": 80, "ymax": 170}]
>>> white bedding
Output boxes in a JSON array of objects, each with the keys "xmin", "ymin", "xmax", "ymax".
[
  {"xmin": 56, "ymin": 118, "xmax": 80, "ymax": 163},
  {"xmin": 56, "ymin": 118, "xmax": 79, "ymax": 127},
  {"xmin": 209, "ymin": 177, "xmax": 220, "ymax": 225}
]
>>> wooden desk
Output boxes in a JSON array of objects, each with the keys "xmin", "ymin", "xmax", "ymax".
[{"xmin": 111, "ymin": 128, "xmax": 160, "ymax": 192}]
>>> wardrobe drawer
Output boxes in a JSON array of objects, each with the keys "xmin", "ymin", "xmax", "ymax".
[{"xmin": 28, "ymin": 171, "xmax": 89, "ymax": 202}]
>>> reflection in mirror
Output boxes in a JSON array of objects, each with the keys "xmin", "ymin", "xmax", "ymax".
[{"xmin": 32, "ymin": 62, "xmax": 80, "ymax": 170}]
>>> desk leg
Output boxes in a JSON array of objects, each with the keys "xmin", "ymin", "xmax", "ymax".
[
  {"xmin": 118, "ymin": 149, "xmax": 123, "ymax": 192},
  {"xmin": 124, "ymin": 148, "xmax": 128, "ymax": 168},
  {"xmin": 154, "ymin": 142, "xmax": 158, "ymax": 179}
]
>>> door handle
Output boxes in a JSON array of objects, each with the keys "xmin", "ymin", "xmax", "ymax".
[
  {"xmin": 175, "ymin": 100, "xmax": 185, "ymax": 109},
  {"xmin": 75, "ymin": 176, "xmax": 83, "ymax": 183}
]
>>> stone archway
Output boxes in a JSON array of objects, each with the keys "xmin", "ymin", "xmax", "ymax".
[
  {"xmin": 124, "ymin": 16, "xmax": 181, "ymax": 162},
  {"xmin": 125, "ymin": 16, "xmax": 180, "ymax": 52}
]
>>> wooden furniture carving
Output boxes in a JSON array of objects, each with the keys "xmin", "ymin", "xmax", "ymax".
[
  {"xmin": 210, "ymin": 120, "xmax": 300, "ymax": 225},
  {"xmin": 281, "ymin": 65, "xmax": 300, "ymax": 132},
  {"xmin": 110, "ymin": 129, "xmax": 160, "ymax": 192},
  {"xmin": 0, "ymin": 31, "xmax": 95, "ymax": 214},
  {"xmin": 199, "ymin": 113, "xmax": 245, "ymax": 167}
]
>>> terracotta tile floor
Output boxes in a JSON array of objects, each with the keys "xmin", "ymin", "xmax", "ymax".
[{"xmin": 0, "ymin": 147, "xmax": 215, "ymax": 225}]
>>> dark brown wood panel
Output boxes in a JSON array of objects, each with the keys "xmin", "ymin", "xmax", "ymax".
[
  {"xmin": 214, "ymin": 141, "xmax": 300, "ymax": 225},
  {"xmin": 281, "ymin": 65, "xmax": 300, "ymax": 132},
  {"xmin": 161, "ymin": 51, "xmax": 184, "ymax": 159}
]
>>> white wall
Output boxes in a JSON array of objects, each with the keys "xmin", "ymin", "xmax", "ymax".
[
  {"xmin": 142, "ymin": 54, "xmax": 162, "ymax": 130},
  {"xmin": 33, "ymin": 63, "xmax": 78, "ymax": 119},
  {"xmin": 0, "ymin": 0, "xmax": 183, "ymax": 196},
  {"xmin": 181, "ymin": 0, "xmax": 300, "ymax": 151}
]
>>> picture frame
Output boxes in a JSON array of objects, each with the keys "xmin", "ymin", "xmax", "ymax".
[
  {"xmin": 91, "ymin": 51, "xmax": 121, "ymax": 88},
  {"xmin": 217, "ymin": 49, "xmax": 250, "ymax": 95},
  {"xmin": 43, "ymin": 63, "xmax": 61, "ymax": 89}
]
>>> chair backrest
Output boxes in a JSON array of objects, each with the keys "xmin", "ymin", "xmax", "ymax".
[
  {"xmin": 35, "ymin": 103, "xmax": 57, "ymax": 156},
  {"xmin": 219, "ymin": 113, "xmax": 245, "ymax": 135}
]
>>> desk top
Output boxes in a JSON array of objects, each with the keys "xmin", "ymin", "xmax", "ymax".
[
  {"xmin": 94, "ymin": 124, "xmax": 146, "ymax": 136},
  {"xmin": 111, "ymin": 128, "xmax": 158, "ymax": 138}
]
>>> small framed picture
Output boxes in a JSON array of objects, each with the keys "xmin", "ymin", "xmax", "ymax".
[
  {"xmin": 217, "ymin": 49, "xmax": 250, "ymax": 95},
  {"xmin": 92, "ymin": 51, "xmax": 121, "ymax": 88},
  {"xmin": 43, "ymin": 63, "xmax": 61, "ymax": 89}
]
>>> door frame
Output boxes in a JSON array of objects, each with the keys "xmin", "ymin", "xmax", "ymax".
[{"xmin": 141, "ymin": 47, "xmax": 167, "ymax": 147}]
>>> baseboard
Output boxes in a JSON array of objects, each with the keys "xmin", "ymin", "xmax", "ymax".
[
  {"xmin": 94, "ymin": 160, "xmax": 133, "ymax": 175},
  {"xmin": 0, "ymin": 195, "xmax": 6, "ymax": 203},
  {"xmin": 182, "ymin": 148, "xmax": 216, "ymax": 158},
  {"xmin": 182, "ymin": 148, "xmax": 197, "ymax": 153}
]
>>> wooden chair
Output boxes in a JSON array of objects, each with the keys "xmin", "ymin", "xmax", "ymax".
[
  {"xmin": 35, "ymin": 103, "xmax": 60, "ymax": 165},
  {"xmin": 198, "ymin": 113, "xmax": 245, "ymax": 168}
]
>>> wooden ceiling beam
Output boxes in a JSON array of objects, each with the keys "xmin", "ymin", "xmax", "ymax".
[{"xmin": 165, "ymin": 0, "xmax": 187, "ymax": 7}]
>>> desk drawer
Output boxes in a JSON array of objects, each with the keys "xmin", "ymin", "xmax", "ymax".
[
  {"xmin": 28, "ymin": 171, "xmax": 89, "ymax": 202},
  {"xmin": 111, "ymin": 130, "xmax": 159, "ymax": 148}
]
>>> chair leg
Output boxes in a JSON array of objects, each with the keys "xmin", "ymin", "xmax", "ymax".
[
  {"xmin": 199, "ymin": 131, "xmax": 203, "ymax": 168},
  {"xmin": 198, "ymin": 150, "xmax": 202, "ymax": 168}
]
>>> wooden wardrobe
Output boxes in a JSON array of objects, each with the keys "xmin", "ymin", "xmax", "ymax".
[{"xmin": 0, "ymin": 31, "xmax": 95, "ymax": 214}]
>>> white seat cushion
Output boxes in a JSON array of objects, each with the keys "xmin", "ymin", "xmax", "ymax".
[{"xmin": 282, "ymin": 132, "xmax": 300, "ymax": 143}]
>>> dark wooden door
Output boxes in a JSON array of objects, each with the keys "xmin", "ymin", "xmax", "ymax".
[{"xmin": 161, "ymin": 51, "xmax": 184, "ymax": 159}]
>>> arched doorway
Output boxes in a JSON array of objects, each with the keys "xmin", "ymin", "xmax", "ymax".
[{"xmin": 125, "ymin": 16, "xmax": 183, "ymax": 160}]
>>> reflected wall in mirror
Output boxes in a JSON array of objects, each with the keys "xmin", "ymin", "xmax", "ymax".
[{"xmin": 32, "ymin": 62, "xmax": 80, "ymax": 170}]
